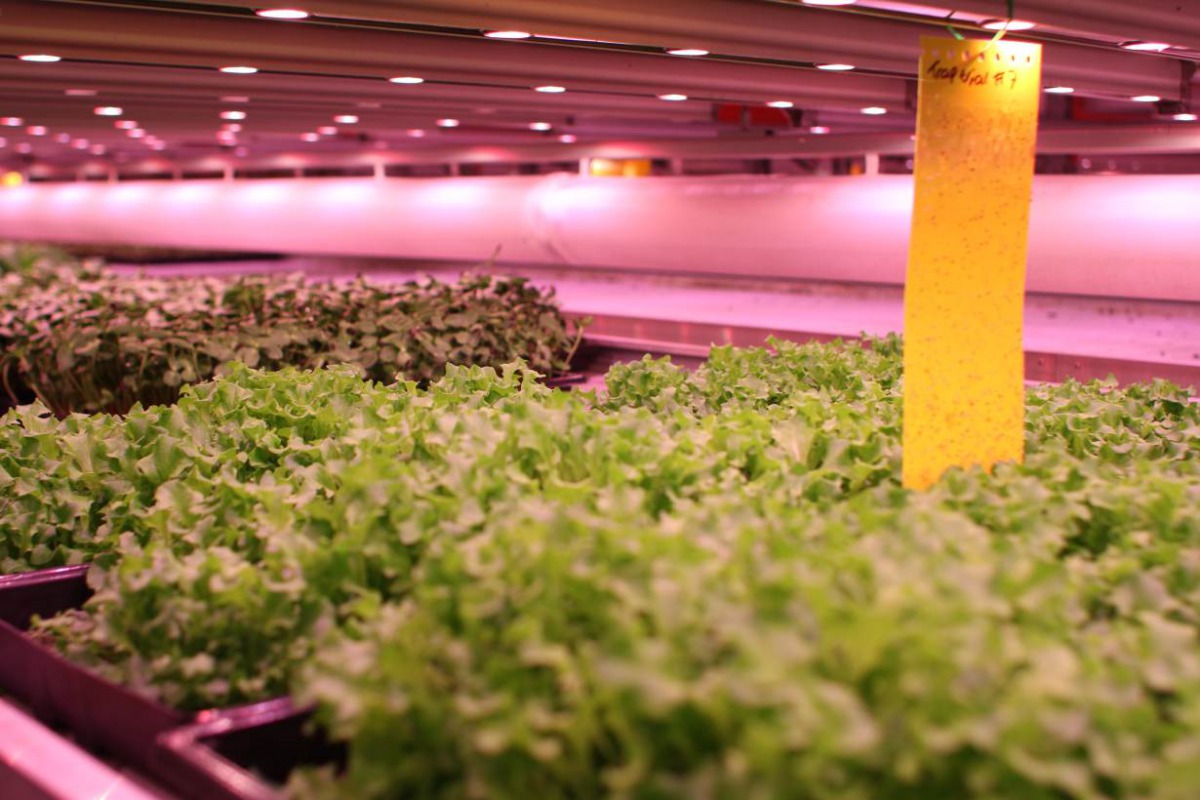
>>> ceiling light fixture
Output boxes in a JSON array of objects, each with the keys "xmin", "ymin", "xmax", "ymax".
[
  {"xmin": 27, "ymin": 126, "xmax": 47, "ymax": 136},
  {"xmin": 72, "ymin": 139, "xmax": 89, "ymax": 149},
  {"xmin": 860, "ymin": 106, "xmax": 888, "ymax": 115},
  {"xmin": 90, "ymin": 144, "xmax": 106, "ymax": 155},
  {"xmin": 809, "ymin": 125, "xmax": 831, "ymax": 134},
  {"xmin": 317, "ymin": 125, "xmax": 338, "ymax": 135},
  {"xmin": 1, "ymin": 117, "xmax": 22, "ymax": 127},
  {"xmin": 1120, "ymin": 41, "xmax": 1171, "ymax": 52},
  {"xmin": 54, "ymin": 132, "xmax": 71, "ymax": 144},
  {"xmin": 94, "ymin": 106, "xmax": 123, "ymax": 116},
  {"xmin": 1130, "ymin": 94, "xmax": 1161, "ymax": 102},
  {"xmin": 666, "ymin": 48, "xmax": 709, "ymax": 57},
  {"xmin": 64, "ymin": 88, "xmax": 97, "ymax": 96},
  {"xmin": 767, "ymin": 100, "xmax": 794, "ymax": 109},
  {"xmin": 220, "ymin": 110, "xmax": 247, "ymax": 120},
  {"xmin": 1044, "ymin": 86, "xmax": 1075, "ymax": 94},
  {"xmin": 115, "ymin": 119, "xmax": 137, "ymax": 129},
  {"xmin": 301, "ymin": 132, "xmax": 320, "ymax": 142},
  {"xmin": 437, "ymin": 118, "xmax": 460, "ymax": 127},
  {"xmin": 816, "ymin": 63, "xmax": 856, "ymax": 71},
  {"xmin": 389, "ymin": 76, "xmax": 425, "ymax": 84},
  {"xmin": 534, "ymin": 85, "xmax": 566, "ymax": 93},
  {"xmin": 334, "ymin": 114, "xmax": 359, "ymax": 124},
  {"xmin": 223, "ymin": 123, "xmax": 243, "ymax": 132},
  {"xmin": 219, "ymin": 66, "xmax": 259, "ymax": 74},
  {"xmin": 256, "ymin": 8, "xmax": 309, "ymax": 19},
  {"xmin": 483, "ymin": 30, "xmax": 532, "ymax": 39},
  {"xmin": 407, "ymin": 129, "xmax": 426, "ymax": 137},
  {"xmin": 18, "ymin": 54, "xmax": 62, "ymax": 63},
  {"xmin": 658, "ymin": 93, "xmax": 688, "ymax": 101},
  {"xmin": 127, "ymin": 128, "xmax": 145, "ymax": 139},
  {"xmin": 16, "ymin": 143, "xmax": 33, "ymax": 154},
  {"xmin": 1174, "ymin": 112, "xmax": 1198, "ymax": 121},
  {"xmin": 529, "ymin": 121, "xmax": 552, "ymax": 131},
  {"xmin": 980, "ymin": 19, "xmax": 1037, "ymax": 31},
  {"xmin": 801, "ymin": 0, "xmax": 856, "ymax": 5},
  {"xmin": 559, "ymin": 134, "xmax": 577, "ymax": 143}
]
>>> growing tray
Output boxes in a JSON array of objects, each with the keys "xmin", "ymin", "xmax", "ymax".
[
  {"xmin": 0, "ymin": 565, "xmax": 187, "ymax": 772},
  {"xmin": 544, "ymin": 372, "xmax": 587, "ymax": 389},
  {"xmin": 156, "ymin": 698, "xmax": 342, "ymax": 800}
]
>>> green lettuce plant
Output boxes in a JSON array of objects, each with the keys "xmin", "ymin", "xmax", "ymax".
[{"xmin": 1, "ymin": 336, "xmax": 1198, "ymax": 799}]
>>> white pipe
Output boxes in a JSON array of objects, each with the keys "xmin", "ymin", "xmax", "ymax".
[{"xmin": 0, "ymin": 174, "xmax": 1196, "ymax": 301}]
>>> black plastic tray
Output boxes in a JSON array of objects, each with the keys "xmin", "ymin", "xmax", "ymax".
[
  {"xmin": 157, "ymin": 698, "xmax": 342, "ymax": 800},
  {"xmin": 0, "ymin": 565, "xmax": 187, "ymax": 772}
]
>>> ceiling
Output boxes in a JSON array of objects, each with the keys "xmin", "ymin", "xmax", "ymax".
[{"xmin": 0, "ymin": 0, "xmax": 1197, "ymax": 175}]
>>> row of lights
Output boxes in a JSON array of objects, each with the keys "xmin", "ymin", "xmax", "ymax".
[{"xmin": 9, "ymin": 6, "xmax": 1194, "ymax": 159}]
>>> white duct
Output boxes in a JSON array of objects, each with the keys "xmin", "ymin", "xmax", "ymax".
[{"xmin": 0, "ymin": 174, "xmax": 1196, "ymax": 301}]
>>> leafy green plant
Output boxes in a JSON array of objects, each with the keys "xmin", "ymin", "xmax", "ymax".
[
  {"xmin": 0, "ymin": 245, "xmax": 584, "ymax": 416},
  {"xmin": 2, "ymin": 336, "xmax": 1198, "ymax": 800}
]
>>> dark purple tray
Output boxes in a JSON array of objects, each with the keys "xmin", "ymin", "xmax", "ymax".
[
  {"xmin": 544, "ymin": 372, "xmax": 587, "ymax": 389},
  {"xmin": 157, "ymin": 699, "xmax": 342, "ymax": 800},
  {"xmin": 0, "ymin": 565, "xmax": 187, "ymax": 771}
]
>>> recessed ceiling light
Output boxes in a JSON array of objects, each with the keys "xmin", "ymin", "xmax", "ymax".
[
  {"xmin": 658, "ymin": 93, "xmax": 688, "ymax": 101},
  {"xmin": 484, "ymin": 30, "xmax": 532, "ymax": 39},
  {"xmin": 816, "ymin": 63, "xmax": 856, "ymax": 71},
  {"xmin": 667, "ymin": 48, "xmax": 709, "ymax": 57},
  {"xmin": 529, "ymin": 121, "xmax": 552, "ymax": 131},
  {"xmin": 127, "ymin": 128, "xmax": 145, "ymax": 139},
  {"xmin": 1044, "ymin": 86, "xmax": 1075, "ymax": 94},
  {"xmin": 559, "ymin": 133, "xmax": 577, "ymax": 143},
  {"xmin": 72, "ymin": 138, "xmax": 89, "ymax": 149},
  {"xmin": 389, "ymin": 76, "xmax": 425, "ymax": 84},
  {"xmin": 534, "ymin": 85, "xmax": 566, "ymax": 93},
  {"xmin": 1131, "ymin": 95, "xmax": 1161, "ymax": 103},
  {"xmin": 801, "ymin": 0, "xmax": 856, "ymax": 5},
  {"xmin": 334, "ymin": 114, "xmax": 359, "ymax": 124},
  {"xmin": 115, "ymin": 119, "xmax": 138, "ymax": 129},
  {"xmin": 219, "ymin": 66, "xmax": 259, "ymax": 74},
  {"xmin": 90, "ymin": 144, "xmax": 106, "ymax": 155},
  {"xmin": 1, "ymin": 117, "xmax": 23, "ymax": 127},
  {"xmin": 980, "ymin": 19, "xmax": 1037, "ymax": 31},
  {"xmin": 1174, "ymin": 112, "xmax": 1198, "ymax": 121},
  {"xmin": 407, "ymin": 128, "xmax": 426, "ymax": 137},
  {"xmin": 223, "ymin": 123, "xmax": 243, "ymax": 132},
  {"xmin": 94, "ymin": 106, "xmax": 123, "ymax": 116},
  {"xmin": 317, "ymin": 125, "xmax": 338, "ymax": 135},
  {"xmin": 301, "ymin": 132, "xmax": 320, "ymax": 142},
  {"xmin": 809, "ymin": 125, "xmax": 831, "ymax": 134},
  {"xmin": 64, "ymin": 88, "xmax": 97, "ymax": 96},
  {"xmin": 18, "ymin": 54, "xmax": 62, "ymax": 63},
  {"xmin": 220, "ymin": 110, "xmax": 247, "ymax": 120},
  {"xmin": 437, "ymin": 118, "xmax": 460, "ymax": 127},
  {"xmin": 767, "ymin": 100, "xmax": 794, "ymax": 109},
  {"xmin": 256, "ymin": 8, "xmax": 309, "ymax": 19},
  {"xmin": 1120, "ymin": 41, "xmax": 1172, "ymax": 52},
  {"xmin": 54, "ymin": 132, "xmax": 71, "ymax": 144},
  {"xmin": 860, "ymin": 106, "xmax": 888, "ymax": 115},
  {"xmin": 0, "ymin": 137, "xmax": 7, "ymax": 148},
  {"xmin": 27, "ymin": 126, "xmax": 47, "ymax": 136}
]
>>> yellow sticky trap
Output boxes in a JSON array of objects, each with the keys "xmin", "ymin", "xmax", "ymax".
[{"xmin": 902, "ymin": 37, "xmax": 1042, "ymax": 490}]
